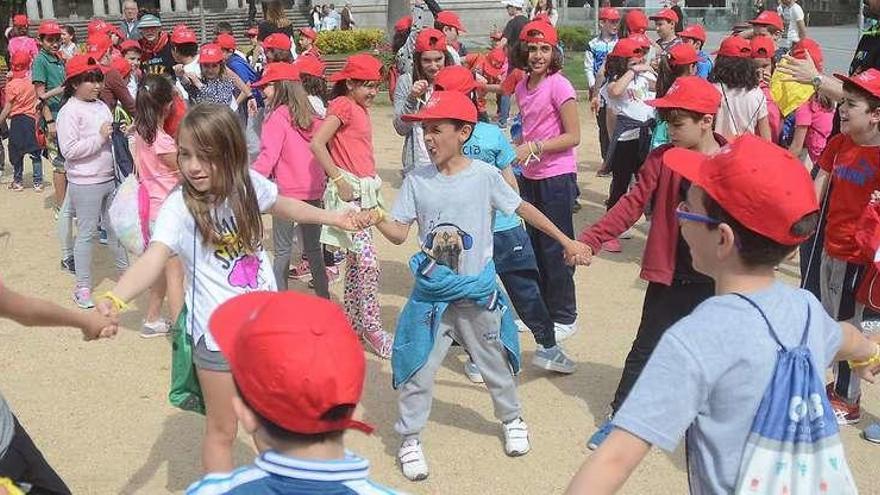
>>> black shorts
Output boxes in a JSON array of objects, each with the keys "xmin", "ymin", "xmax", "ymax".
[{"xmin": 0, "ymin": 416, "xmax": 70, "ymax": 495}]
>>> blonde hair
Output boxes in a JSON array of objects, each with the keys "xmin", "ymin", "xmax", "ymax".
[
  {"xmin": 265, "ymin": 0, "xmax": 292, "ymax": 29},
  {"xmin": 268, "ymin": 79, "xmax": 314, "ymax": 131},
  {"xmin": 179, "ymin": 104, "xmax": 263, "ymax": 253}
]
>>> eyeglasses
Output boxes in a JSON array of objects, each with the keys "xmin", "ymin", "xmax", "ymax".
[{"xmin": 675, "ymin": 201, "xmax": 721, "ymax": 225}]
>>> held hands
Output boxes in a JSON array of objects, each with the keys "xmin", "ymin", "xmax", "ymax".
[
  {"xmin": 85, "ymin": 300, "xmax": 121, "ymax": 341},
  {"xmin": 563, "ymin": 240, "xmax": 593, "ymax": 266},
  {"xmin": 333, "ymin": 209, "xmax": 378, "ymax": 231}
]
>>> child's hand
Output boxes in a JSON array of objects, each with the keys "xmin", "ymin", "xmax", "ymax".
[
  {"xmin": 514, "ymin": 143, "xmax": 534, "ymax": 166},
  {"xmin": 334, "ymin": 209, "xmax": 367, "ymax": 231},
  {"xmin": 631, "ymin": 63, "xmax": 653, "ymax": 75},
  {"xmin": 871, "ymin": 190, "xmax": 880, "ymax": 204},
  {"xmin": 99, "ymin": 122, "xmax": 113, "ymax": 139},
  {"xmin": 563, "ymin": 240, "xmax": 593, "ymax": 266},
  {"xmin": 410, "ymin": 79, "xmax": 430, "ymax": 100},
  {"xmin": 81, "ymin": 309, "xmax": 118, "ymax": 341},
  {"xmin": 173, "ymin": 64, "xmax": 185, "ymax": 78},
  {"xmin": 590, "ymin": 96, "xmax": 599, "ymax": 115},
  {"xmin": 247, "ymin": 98, "xmax": 258, "ymax": 117}
]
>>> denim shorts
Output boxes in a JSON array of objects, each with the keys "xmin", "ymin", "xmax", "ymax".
[{"xmin": 192, "ymin": 335, "xmax": 230, "ymax": 372}]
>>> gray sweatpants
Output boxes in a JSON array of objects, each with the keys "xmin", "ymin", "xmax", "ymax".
[
  {"xmin": 68, "ymin": 180, "xmax": 129, "ymax": 288},
  {"xmin": 395, "ymin": 301, "xmax": 522, "ymax": 439},
  {"xmin": 271, "ymin": 200, "xmax": 328, "ymax": 298},
  {"xmin": 57, "ymin": 191, "xmax": 75, "ymax": 260},
  {"xmin": 820, "ymin": 251, "xmax": 865, "ymax": 402}
]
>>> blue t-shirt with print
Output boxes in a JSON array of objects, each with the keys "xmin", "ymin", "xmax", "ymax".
[{"xmin": 461, "ymin": 121, "xmax": 520, "ymax": 233}]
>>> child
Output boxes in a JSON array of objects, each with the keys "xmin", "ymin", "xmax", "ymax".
[
  {"xmin": 8, "ymin": 15, "xmax": 38, "ymax": 68},
  {"xmin": 297, "ymin": 27, "xmax": 322, "ymax": 59},
  {"xmin": 815, "ymin": 69, "xmax": 880, "ymax": 425},
  {"xmin": 180, "ymin": 44, "xmax": 251, "ymax": 109},
  {"xmin": 251, "ymin": 63, "xmax": 330, "ymax": 298},
  {"xmin": 0, "ymin": 52, "xmax": 43, "ymax": 192},
  {"xmin": 649, "ymin": 8, "xmax": 681, "ymax": 55},
  {"xmin": 56, "ymin": 55, "xmax": 130, "ymax": 309},
  {"xmin": 394, "ymin": 28, "xmax": 450, "ymax": 174},
  {"xmin": 87, "ymin": 34, "xmax": 136, "ymax": 116},
  {"xmin": 566, "ymin": 133, "xmax": 877, "ymax": 494},
  {"xmin": 96, "ymin": 103, "xmax": 362, "ymax": 473},
  {"xmin": 751, "ymin": 35, "xmax": 782, "ymax": 143},
  {"xmin": 370, "ymin": 90, "xmax": 588, "ymax": 481},
  {"xmin": 788, "ymin": 41, "xmax": 833, "ymax": 165},
  {"xmin": 710, "ymin": 36, "xmax": 771, "ymax": 140},
  {"xmin": 263, "ymin": 33, "xmax": 294, "ymax": 64},
  {"xmin": 581, "ymin": 76, "xmax": 722, "ymax": 449},
  {"xmin": 584, "ymin": 7, "xmax": 620, "ymax": 163},
  {"xmin": 32, "ymin": 21, "xmax": 66, "ymax": 210},
  {"xmin": 295, "ymin": 54, "xmax": 328, "ymax": 116},
  {"xmin": 120, "ymin": 40, "xmax": 143, "ymax": 100},
  {"xmin": 435, "ymin": 10, "xmax": 466, "ymax": 63},
  {"xmin": 649, "ymin": 43, "xmax": 697, "ymax": 149},
  {"xmin": 185, "ymin": 291, "xmax": 400, "ymax": 494},
  {"xmin": 748, "ymin": 9, "xmax": 784, "ymax": 40},
  {"xmin": 60, "ymin": 25, "xmax": 78, "ymax": 60},
  {"xmin": 511, "ymin": 22, "xmax": 582, "ymax": 339},
  {"xmin": 310, "ymin": 54, "xmax": 394, "ymax": 358},
  {"xmin": 678, "ymin": 24, "xmax": 712, "ymax": 78}
]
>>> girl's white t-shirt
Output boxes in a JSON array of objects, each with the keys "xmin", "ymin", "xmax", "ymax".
[
  {"xmin": 151, "ymin": 170, "xmax": 279, "ymax": 351},
  {"xmin": 602, "ymin": 71, "xmax": 656, "ymax": 141},
  {"xmin": 714, "ymin": 83, "xmax": 768, "ymax": 139}
]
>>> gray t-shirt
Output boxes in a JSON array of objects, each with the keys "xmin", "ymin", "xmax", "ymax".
[
  {"xmin": 613, "ymin": 281, "xmax": 843, "ymax": 494},
  {"xmin": 391, "ymin": 159, "xmax": 522, "ymax": 276},
  {"xmin": 0, "ymin": 391, "xmax": 14, "ymax": 459}
]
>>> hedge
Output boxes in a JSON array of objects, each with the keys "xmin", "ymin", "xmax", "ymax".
[
  {"xmin": 315, "ymin": 28, "xmax": 385, "ymax": 55},
  {"xmin": 557, "ymin": 26, "xmax": 592, "ymax": 52}
]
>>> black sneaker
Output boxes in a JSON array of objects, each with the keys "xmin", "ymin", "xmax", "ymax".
[{"xmin": 60, "ymin": 256, "xmax": 75, "ymax": 274}]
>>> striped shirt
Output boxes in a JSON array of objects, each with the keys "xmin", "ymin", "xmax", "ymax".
[{"xmin": 186, "ymin": 450, "xmax": 403, "ymax": 495}]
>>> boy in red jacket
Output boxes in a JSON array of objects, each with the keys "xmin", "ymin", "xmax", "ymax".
[{"xmin": 578, "ymin": 76, "xmax": 724, "ymax": 449}]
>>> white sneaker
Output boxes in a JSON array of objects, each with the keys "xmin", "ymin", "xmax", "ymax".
[
  {"xmin": 514, "ymin": 318, "xmax": 529, "ymax": 333},
  {"xmin": 398, "ymin": 438, "xmax": 429, "ymax": 481},
  {"xmin": 554, "ymin": 321, "xmax": 578, "ymax": 342},
  {"xmin": 619, "ymin": 228, "xmax": 634, "ymax": 239},
  {"xmin": 503, "ymin": 418, "xmax": 531, "ymax": 456},
  {"xmin": 464, "ymin": 359, "xmax": 484, "ymax": 383}
]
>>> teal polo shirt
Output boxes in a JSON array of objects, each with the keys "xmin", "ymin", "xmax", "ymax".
[{"xmin": 31, "ymin": 49, "xmax": 65, "ymax": 117}]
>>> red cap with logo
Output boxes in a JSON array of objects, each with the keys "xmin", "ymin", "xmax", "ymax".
[
  {"xmin": 199, "ymin": 43, "xmax": 224, "ymax": 64},
  {"xmin": 216, "ymin": 33, "xmax": 236, "ymax": 51},
  {"xmin": 210, "ymin": 292, "xmax": 373, "ymax": 436},
  {"xmin": 668, "ymin": 43, "xmax": 699, "ymax": 66},
  {"xmin": 64, "ymin": 54, "xmax": 104, "ymax": 82},
  {"xmin": 749, "ymin": 10, "xmax": 784, "ymax": 31},
  {"xmin": 650, "ymin": 8, "xmax": 679, "ymax": 23},
  {"xmin": 679, "ymin": 24, "xmax": 706, "ymax": 43},
  {"xmin": 263, "ymin": 32, "xmax": 292, "ymax": 51},
  {"xmin": 120, "ymin": 39, "xmax": 141, "ymax": 54},
  {"xmin": 329, "ymin": 53, "xmax": 382, "ymax": 82},
  {"xmin": 625, "ymin": 9, "xmax": 649, "ymax": 33},
  {"xmin": 434, "ymin": 65, "xmax": 479, "ymax": 93},
  {"xmin": 10, "ymin": 51, "xmax": 31, "ymax": 74},
  {"xmin": 436, "ymin": 11, "xmax": 466, "ymax": 32},
  {"xmin": 394, "ymin": 15, "xmax": 412, "ymax": 33},
  {"xmin": 252, "ymin": 62, "xmax": 300, "ymax": 87},
  {"xmin": 402, "ymin": 90, "xmax": 477, "ymax": 123},
  {"xmin": 482, "ymin": 47, "xmax": 506, "ymax": 78},
  {"xmin": 714, "ymin": 36, "xmax": 751, "ymax": 58},
  {"xmin": 519, "ymin": 20, "xmax": 558, "ymax": 45},
  {"xmin": 299, "ymin": 27, "xmax": 318, "ymax": 40},
  {"xmin": 414, "ymin": 28, "xmax": 447, "ymax": 53},
  {"xmin": 599, "ymin": 7, "xmax": 621, "ymax": 21},
  {"xmin": 663, "ymin": 134, "xmax": 818, "ymax": 246},
  {"xmin": 629, "ymin": 33, "xmax": 652, "ymax": 50},
  {"xmin": 87, "ymin": 34, "xmax": 113, "ymax": 59},
  {"xmin": 12, "ymin": 15, "xmax": 28, "ymax": 27},
  {"xmin": 610, "ymin": 37, "xmax": 645, "ymax": 58},
  {"xmin": 110, "ymin": 55, "xmax": 132, "ymax": 78},
  {"xmin": 750, "ymin": 35, "xmax": 776, "ymax": 59},
  {"xmin": 791, "ymin": 38, "xmax": 823, "ymax": 72},
  {"xmin": 294, "ymin": 54, "xmax": 326, "ymax": 77},
  {"xmin": 834, "ymin": 68, "xmax": 880, "ymax": 99},
  {"xmin": 87, "ymin": 19, "xmax": 110, "ymax": 36},
  {"xmin": 37, "ymin": 20, "xmax": 63, "ymax": 36},
  {"xmin": 647, "ymin": 76, "xmax": 720, "ymax": 115},
  {"xmin": 171, "ymin": 28, "xmax": 197, "ymax": 45}
]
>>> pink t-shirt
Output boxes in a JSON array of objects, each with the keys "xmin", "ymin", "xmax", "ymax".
[
  {"xmin": 252, "ymin": 105, "xmax": 325, "ymax": 200},
  {"xmin": 515, "ymin": 72, "xmax": 577, "ymax": 180},
  {"xmin": 795, "ymin": 99, "xmax": 834, "ymax": 163},
  {"xmin": 327, "ymin": 96, "xmax": 376, "ymax": 178},
  {"xmin": 761, "ymin": 84, "xmax": 782, "ymax": 144},
  {"xmin": 8, "ymin": 37, "xmax": 38, "ymax": 69},
  {"xmin": 135, "ymin": 129, "xmax": 180, "ymax": 221}
]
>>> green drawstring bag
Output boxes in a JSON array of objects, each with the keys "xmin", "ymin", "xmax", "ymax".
[{"xmin": 169, "ymin": 305, "xmax": 205, "ymax": 415}]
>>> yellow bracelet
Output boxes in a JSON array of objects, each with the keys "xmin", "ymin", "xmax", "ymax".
[
  {"xmin": 374, "ymin": 207, "xmax": 387, "ymax": 223},
  {"xmin": 100, "ymin": 291, "xmax": 131, "ymax": 312},
  {"xmin": 849, "ymin": 343, "xmax": 880, "ymax": 368},
  {"xmin": 331, "ymin": 174, "xmax": 345, "ymax": 184}
]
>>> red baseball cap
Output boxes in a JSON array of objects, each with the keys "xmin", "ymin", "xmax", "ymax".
[
  {"xmin": 120, "ymin": 39, "xmax": 141, "ymax": 54},
  {"xmin": 210, "ymin": 292, "xmax": 373, "ymax": 435},
  {"xmin": 625, "ymin": 9, "xmax": 649, "ymax": 33},
  {"xmin": 199, "ymin": 43, "xmax": 224, "ymax": 64},
  {"xmin": 679, "ymin": 24, "xmax": 707, "ymax": 43},
  {"xmin": 668, "ymin": 43, "xmax": 699, "ymax": 66},
  {"xmin": 87, "ymin": 19, "xmax": 110, "ymax": 36},
  {"xmin": 436, "ymin": 11, "xmax": 466, "ymax": 32},
  {"xmin": 834, "ymin": 68, "xmax": 880, "ymax": 99},
  {"xmin": 663, "ymin": 134, "xmax": 818, "ymax": 246},
  {"xmin": 171, "ymin": 28, "xmax": 197, "ymax": 45},
  {"xmin": 791, "ymin": 38, "xmax": 823, "ymax": 72},
  {"xmin": 110, "ymin": 55, "xmax": 132, "ymax": 78},
  {"xmin": 482, "ymin": 47, "xmax": 506, "ymax": 78},
  {"xmin": 714, "ymin": 36, "xmax": 751, "ymax": 58},
  {"xmin": 519, "ymin": 20, "xmax": 558, "ymax": 45},
  {"xmin": 37, "ymin": 20, "xmax": 63, "ymax": 36},
  {"xmin": 263, "ymin": 32, "xmax": 292, "ymax": 51},
  {"xmin": 10, "ymin": 51, "xmax": 31, "ymax": 72},
  {"xmin": 629, "ymin": 33, "xmax": 652, "ymax": 50},
  {"xmin": 294, "ymin": 54, "xmax": 326, "ymax": 77},
  {"xmin": 434, "ymin": 65, "xmax": 478, "ymax": 93},
  {"xmin": 252, "ymin": 62, "xmax": 300, "ymax": 87},
  {"xmin": 172, "ymin": 23, "xmax": 189, "ymax": 35},
  {"xmin": 414, "ymin": 28, "xmax": 447, "ymax": 53},
  {"xmin": 610, "ymin": 37, "xmax": 645, "ymax": 58},
  {"xmin": 750, "ymin": 35, "xmax": 776, "ymax": 59},
  {"xmin": 647, "ymin": 76, "xmax": 720, "ymax": 115},
  {"xmin": 394, "ymin": 15, "xmax": 412, "ymax": 33},
  {"xmin": 650, "ymin": 8, "xmax": 679, "ymax": 23},
  {"xmin": 86, "ymin": 34, "xmax": 113, "ymax": 59},
  {"xmin": 299, "ymin": 27, "xmax": 318, "ymax": 40},
  {"xmin": 599, "ymin": 7, "xmax": 621, "ymax": 21},
  {"xmin": 64, "ymin": 54, "xmax": 104, "ymax": 82},
  {"xmin": 749, "ymin": 10, "xmax": 783, "ymax": 31},
  {"xmin": 216, "ymin": 33, "xmax": 236, "ymax": 51},
  {"xmin": 402, "ymin": 90, "xmax": 477, "ymax": 123},
  {"xmin": 12, "ymin": 15, "xmax": 28, "ymax": 27},
  {"xmin": 329, "ymin": 53, "xmax": 382, "ymax": 82}
]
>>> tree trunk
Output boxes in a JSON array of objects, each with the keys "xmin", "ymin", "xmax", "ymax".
[{"xmin": 386, "ymin": 0, "xmax": 408, "ymax": 41}]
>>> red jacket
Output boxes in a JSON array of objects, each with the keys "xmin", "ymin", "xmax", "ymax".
[{"xmin": 579, "ymin": 135, "xmax": 726, "ymax": 286}]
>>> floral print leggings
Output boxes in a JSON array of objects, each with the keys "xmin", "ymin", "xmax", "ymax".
[{"xmin": 343, "ymin": 228, "xmax": 392, "ymax": 357}]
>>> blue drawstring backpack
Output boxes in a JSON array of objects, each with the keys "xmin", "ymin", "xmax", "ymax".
[{"xmin": 733, "ymin": 294, "xmax": 857, "ymax": 494}]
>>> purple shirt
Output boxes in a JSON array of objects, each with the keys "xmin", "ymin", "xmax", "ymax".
[{"xmin": 515, "ymin": 71, "xmax": 577, "ymax": 180}]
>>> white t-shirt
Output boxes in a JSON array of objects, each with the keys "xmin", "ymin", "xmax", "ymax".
[
  {"xmin": 777, "ymin": 3, "xmax": 805, "ymax": 48},
  {"xmin": 714, "ymin": 83, "xmax": 768, "ymax": 139},
  {"xmin": 602, "ymin": 72, "xmax": 656, "ymax": 141},
  {"xmin": 151, "ymin": 170, "xmax": 279, "ymax": 351},
  {"xmin": 176, "ymin": 56, "xmax": 202, "ymax": 103}
]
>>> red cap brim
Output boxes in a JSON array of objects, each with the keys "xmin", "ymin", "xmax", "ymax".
[
  {"xmin": 833, "ymin": 72, "xmax": 878, "ymax": 97},
  {"xmin": 209, "ymin": 291, "xmax": 277, "ymax": 367}
]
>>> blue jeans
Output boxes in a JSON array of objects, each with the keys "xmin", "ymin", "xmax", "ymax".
[
  {"xmin": 494, "ymin": 225, "xmax": 556, "ymax": 348},
  {"xmin": 498, "ymin": 95, "xmax": 511, "ymax": 126},
  {"xmin": 12, "ymin": 152, "xmax": 43, "ymax": 185}
]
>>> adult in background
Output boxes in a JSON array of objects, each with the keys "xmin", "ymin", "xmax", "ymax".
[
  {"xmin": 321, "ymin": 4, "xmax": 341, "ymax": 31},
  {"xmin": 777, "ymin": 0, "xmax": 806, "ymax": 51},
  {"xmin": 138, "ymin": 14, "xmax": 174, "ymax": 77},
  {"xmin": 341, "ymin": 2, "xmax": 356, "ymax": 30},
  {"xmin": 310, "ymin": 5, "xmax": 323, "ymax": 29},
  {"xmin": 121, "ymin": 0, "xmax": 141, "ymax": 40},
  {"xmin": 258, "ymin": 0, "xmax": 295, "ymax": 41}
]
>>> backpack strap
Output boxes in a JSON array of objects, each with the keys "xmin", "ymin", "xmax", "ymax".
[{"xmin": 732, "ymin": 292, "xmax": 813, "ymax": 351}]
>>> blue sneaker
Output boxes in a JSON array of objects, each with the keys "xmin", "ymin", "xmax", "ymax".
[
  {"xmin": 863, "ymin": 423, "xmax": 880, "ymax": 444},
  {"xmin": 587, "ymin": 419, "xmax": 614, "ymax": 450},
  {"xmin": 98, "ymin": 228, "xmax": 108, "ymax": 245}
]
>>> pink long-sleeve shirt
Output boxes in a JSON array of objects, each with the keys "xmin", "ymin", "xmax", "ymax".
[
  {"xmin": 252, "ymin": 105, "xmax": 326, "ymax": 201},
  {"xmin": 56, "ymin": 97, "xmax": 115, "ymax": 185}
]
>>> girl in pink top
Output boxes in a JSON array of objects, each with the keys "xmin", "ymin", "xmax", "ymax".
[
  {"xmin": 133, "ymin": 74, "xmax": 184, "ymax": 338},
  {"xmin": 310, "ymin": 53, "xmax": 393, "ymax": 359},
  {"xmin": 251, "ymin": 63, "xmax": 330, "ymax": 298},
  {"xmin": 790, "ymin": 94, "xmax": 835, "ymax": 166},
  {"xmin": 512, "ymin": 22, "xmax": 582, "ymax": 337}
]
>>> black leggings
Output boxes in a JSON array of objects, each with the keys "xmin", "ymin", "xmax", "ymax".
[
  {"xmin": 607, "ymin": 139, "xmax": 643, "ymax": 210},
  {"xmin": 0, "ymin": 416, "xmax": 70, "ymax": 495}
]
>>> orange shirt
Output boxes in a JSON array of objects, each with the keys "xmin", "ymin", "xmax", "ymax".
[
  {"xmin": 327, "ymin": 96, "xmax": 376, "ymax": 178},
  {"xmin": 818, "ymin": 133, "xmax": 880, "ymax": 262},
  {"xmin": 5, "ymin": 77, "xmax": 36, "ymax": 119}
]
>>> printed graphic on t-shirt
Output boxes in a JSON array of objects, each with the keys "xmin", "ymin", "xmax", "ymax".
[
  {"xmin": 211, "ymin": 216, "xmax": 268, "ymax": 290},
  {"xmin": 422, "ymin": 221, "xmax": 474, "ymax": 273},
  {"xmin": 834, "ymin": 157, "xmax": 878, "ymax": 187}
]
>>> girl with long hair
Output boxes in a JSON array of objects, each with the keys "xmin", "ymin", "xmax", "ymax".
[{"xmin": 709, "ymin": 36, "xmax": 771, "ymax": 140}]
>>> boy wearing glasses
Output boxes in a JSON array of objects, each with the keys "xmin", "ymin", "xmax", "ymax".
[{"xmin": 577, "ymin": 76, "xmax": 723, "ymax": 450}]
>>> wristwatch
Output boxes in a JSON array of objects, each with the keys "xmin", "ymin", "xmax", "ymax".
[{"xmin": 811, "ymin": 74, "xmax": 823, "ymax": 91}]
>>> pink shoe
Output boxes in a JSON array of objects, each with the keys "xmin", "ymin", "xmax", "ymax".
[
  {"xmin": 363, "ymin": 329, "xmax": 393, "ymax": 359},
  {"xmin": 288, "ymin": 258, "xmax": 312, "ymax": 281},
  {"xmin": 602, "ymin": 238, "xmax": 622, "ymax": 253}
]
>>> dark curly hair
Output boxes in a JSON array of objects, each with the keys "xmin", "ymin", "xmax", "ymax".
[
  {"xmin": 708, "ymin": 55, "xmax": 758, "ymax": 90},
  {"xmin": 656, "ymin": 56, "xmax": 693, "ymax": 98},
  {"xmin": 513, "ymin": 43, "xmax": 563, "ymax": 74},
  {"xmin": 603, "ymin": 54, "xmax": 631, "ymax": 82},
  {"xmin": 301, "ymin": 73, "xmax": 328, "ymax": 105}
]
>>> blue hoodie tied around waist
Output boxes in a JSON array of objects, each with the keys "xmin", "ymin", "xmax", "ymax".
[{"xmin": 391, "ymin": 252, "xmax": 521, "ymax": 389}]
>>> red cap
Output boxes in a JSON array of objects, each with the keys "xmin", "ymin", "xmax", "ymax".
[
  {"xmin": 37, "ymin": 20, "xmax": 62, "ymax": 36},
  {"xmin": 599, "ymin": 7, "xmax": 621, "ymax": 21},
  {"xmin": 64, "ymin": 54, "xmax": 103, "ymax": 82},
  {"xmin": 791, "ymin": 38, "xmax": 823, "ymax": 72},
  {"xmin": 625, "ymin": 9, "xmax": 649, "ymax": 33},
  {"xmin": 216, "ymin": 33, "xmax": 236, "ymax": 51},
  {"xmin": 86, "ymin": 34, "xmax": 113, "ymax": 59},
  {"xmin": 199, "ymin": 43, "xmax": 224, "ymax": 64},
  {"xmin": 436, "ymin": 11, "xmax": 466, "ymax": 32},
  {"xmin": 12, "ymin": 15, "xmax": 28, "ymax": 27},
  {"xmin": 679, "ymin": 24, "xmax": 707, "ymax": 43},
  {"xmin": 299, "ymin": 27, "xmax": 318, "ymax": 40},
  {"xmin": 714, "ymin": 36, "xmax": 751, "ymax": 58},
  {"xmin": 262, "ymin": 32, "xmax": 292, "ymax": 51},
  {"xmin": 610, "ymin": 37, "xmax": 645, "ymax": 58},
  {"xmin": 210, "ymin": 292, "xmax": 373, "ymax": 435},
  {"xmin": 663, "ymin": 134, "xmax": 818, "ymax": 246},
  {"xmin": 246, "ymin": 26, "xmax": 259, "ymax": 37},
  {"xmin": 482, "ymin": 47, "xmax": 506, "ymax": 78},
  {"xmin": 394, "ymin": 15, "xmax": 412, "ymax": 33},
  {"xmin": 87, "ymin": 19, "xmax": 110, "ymax": 36},
  {"xmin": 110, "ymin": 55, "xmax": 132, "ymax": 78},
  {"xmin": 120, "ymin": 39, "xmax": 141, "ymax": 54},
  {"xmin": 10, "ymin": 51, "xmax": 31, "ymax": 72},
  {"xmin": 434, "ymin": 65, "xmax": 478, "ymax": 93},
  {"xmin": 519, "ymin": 20, "xmax": 558, "ymax": 45},
  {"xmin": 414, "ymin": 28, "xmax": 447, "ymax": 53},
  {"xmin": 647, "ymin": 76, "xmax": 720, "ymax": 114},
  {"xmin": 668, "ymin": 43, "xmax": 699, "ymax": 66},
  {"xmin": 253, "ymin": 62, "xmax": 300, "ymax": 87},
  {"xmin": 629, "ymin": 33, "xmax": 652, "ymax": 50},
  {"xmin": 401, "ymin": 90, "xmax": 477, "ymax": 123},
  {"xmin": 328, "ymin": 53, "xmax": 382, "ymax": 82},
  {"xmin": 750, "ymin": 35, "xmax": 776, "ymax": 59},
  {"xmin": 171, "ymin": 28, "xmax": 197, "ymax": 45},
  {"xmin": 650, "ymin": 8, "xmax": 679, "ymax": 23},
  {"xmin": 749, "ymin": 10, "xmax": 783, "ymax": 31},
  {"xmin": 172, "ymin": 23, "xmax": 189, "ymax": 35},
  {"xmin": 834, "ymin": 68, "xmax": 880, "ymax": 99},
  {"xmin": 294, "ymin": 54, "xmax": 326, "ymax": 77}
]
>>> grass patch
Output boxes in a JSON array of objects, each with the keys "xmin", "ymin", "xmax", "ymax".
[{"xmin": 562, "ymin": 50, "xmax": 588, "ymax": 92}]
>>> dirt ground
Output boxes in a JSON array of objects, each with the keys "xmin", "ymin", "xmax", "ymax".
[{"xmin": 1, "ymin": 101, "xmax": 879, "ymax": 494}]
